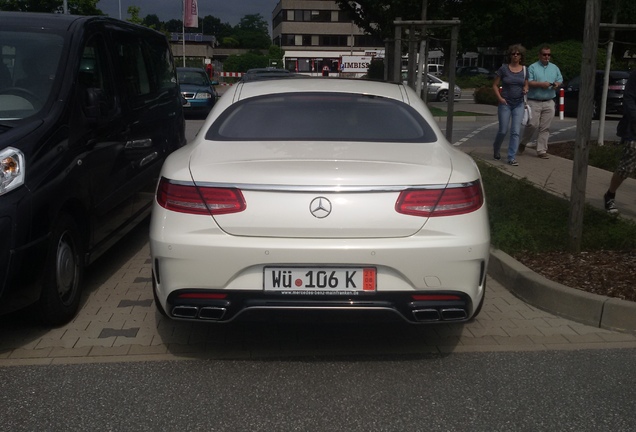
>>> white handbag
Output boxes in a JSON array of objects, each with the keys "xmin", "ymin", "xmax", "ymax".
[
  {"xmin": 521, "ymin": 66, "xmax": 531, "ymax": 126},
  {"xmin": 522, "ymin": 98, "xmax": 532, "ymax": 126}
]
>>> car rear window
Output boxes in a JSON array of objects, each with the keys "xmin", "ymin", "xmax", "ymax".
[{"xmin": 205, "ymin": 92, "xmax": 437, "ymax": 142}]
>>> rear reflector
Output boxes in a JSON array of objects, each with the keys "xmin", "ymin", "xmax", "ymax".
[
  {"xmin": 412, "ymin": 294, "xmax": 462, "ymax": 301},
  {"xmin": 157, "ymin": 178, "xmax": 246, "ymax": 215},
  {"xmin": 178, "ymin": 293, "xmax": 228, "ymax": 299},
  {"xmin": 396, "ymin": 181, "xmax": 484, "ymax": 217}
]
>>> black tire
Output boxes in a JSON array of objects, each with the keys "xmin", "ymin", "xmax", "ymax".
[
  {"xmin": 37, "ymin": 213, "xmax": 84, "ymax": 325},
  {"xmin": 437, "ymin": 90, "xmax": 449, "ymax": 102}
]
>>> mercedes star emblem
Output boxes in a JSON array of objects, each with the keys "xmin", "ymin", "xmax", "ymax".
[{"xmin": 309, "ymin": 197, "xmax": 332, "ymax": 218}]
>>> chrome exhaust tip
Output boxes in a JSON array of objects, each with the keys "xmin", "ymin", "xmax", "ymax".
[
  {"xmin": 172, "ymin": 306, "xmax": 198, "ymax": 319},
  {"xmin": 412, "ymin": 308, "xmax": 441, "ymax": 322},
  {"xmin": 440, "ymin": 308, "xmax": 468, "ymax": 321},
  {"xmin": 199, "ymin": 307, "xmax": 227, "ymax": 320}
]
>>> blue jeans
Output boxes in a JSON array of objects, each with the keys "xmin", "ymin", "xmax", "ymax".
[{"xmin": 493, "ymin": 100, "xmax": 524, "ymax": 162}]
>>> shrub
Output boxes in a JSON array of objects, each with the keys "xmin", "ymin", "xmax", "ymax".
[{"xmin": 474, "ymin": 85, "xmax": 499, "ymax": 106}]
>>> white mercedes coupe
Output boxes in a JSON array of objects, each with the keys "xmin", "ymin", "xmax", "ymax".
[{"xmin": 150, "ymin": 77, "xmax": 490, "ymax": 324}]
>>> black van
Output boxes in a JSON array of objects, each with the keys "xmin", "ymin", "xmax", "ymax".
[{"xmin": 0, "ymin": 12, "xmax": 186, "ymax": 324}]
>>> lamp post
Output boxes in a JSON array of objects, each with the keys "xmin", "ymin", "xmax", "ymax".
[{"xmin": 119, "ymin": 0, "xmax": 122, "ymax": 20}]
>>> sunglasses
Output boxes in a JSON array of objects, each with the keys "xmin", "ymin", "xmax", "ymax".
[
  {"xmin": 541, "ymin": 53, "xmax": 552, "ymax": 57},
  {"xmin": 511, "ymin": 52, "xmax": 521, "ymax": 56}
]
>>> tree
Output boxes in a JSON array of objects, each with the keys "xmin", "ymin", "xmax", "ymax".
[
  {"xmin": 201, "ymin": 15, "xmax": 233, "ymax": 40},
  {"xmin": 143, "ymin": 14, "xmax": 162, "ymax": 31},
  {"xmin": 0, "ymin": 0, "xmax": 101, "ymax": 15},
  {"xmin": 126, "ymin": 5, "xmax": 142, "ymax": 25},
  {"xmin": 232, "ymin": 14, "xmax": 271, "ymax": 49},
  {"xmin": 335, "ymin": 0, "xmax": 636, "ymax": 66}
]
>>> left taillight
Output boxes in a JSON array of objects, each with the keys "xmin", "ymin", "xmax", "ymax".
[
  {"xmin": 156, "ymin": 177, "xmax": 246, "ymax": 215},
  {"xmin": 396, "ymin": 181, "xmax": 484, "ymax": 217}
]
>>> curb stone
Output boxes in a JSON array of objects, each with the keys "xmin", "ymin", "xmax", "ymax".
[{"xmin": 488, "ymin": 248, "xmax": 636, "ymax": 334}]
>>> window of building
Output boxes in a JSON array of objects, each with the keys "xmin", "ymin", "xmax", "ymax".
[{"xmin": 319, "ymin": 35, "xmax": 349, "ymax": 47}]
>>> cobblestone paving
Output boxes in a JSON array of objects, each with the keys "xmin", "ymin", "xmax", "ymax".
[{"xmin": 2, "ymin": 237, "xmax": 636, "ymax": 366}]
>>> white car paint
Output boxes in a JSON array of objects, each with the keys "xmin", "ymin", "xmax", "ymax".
[{"xmin": 150, "ymin": 78, "xmax": 489, "ymax": 324}]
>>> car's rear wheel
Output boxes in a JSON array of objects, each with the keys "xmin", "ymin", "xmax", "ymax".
[
  {"xmin": 37, "ymin": 213, "xmax": 84, "ymax": 325},
  {"xmin": 437, "ymin": 90, "xmax": 449, "ymax": 102}
]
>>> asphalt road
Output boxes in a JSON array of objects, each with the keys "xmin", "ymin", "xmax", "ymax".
[{"xmin": 2, "ymin": 349, "xmax": 635, "ymax": 431}]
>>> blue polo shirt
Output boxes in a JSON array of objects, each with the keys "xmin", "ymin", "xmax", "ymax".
[{"xmin": 527, "ymin": 60, "xmax": 563, "ymax": 100}]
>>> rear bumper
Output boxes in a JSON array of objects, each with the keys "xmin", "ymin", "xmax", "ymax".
[{"xmin": 162, "ymin": 286, "xmax": 480, "ymax": 324}]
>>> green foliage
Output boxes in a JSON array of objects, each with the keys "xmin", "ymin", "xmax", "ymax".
[
  {"xmin": 222, "ymin": 37, "xmax": 240, "ymax": 48},
  {"xmin": 126, "ymin": 5, "xmax": 142, "ymax": 25},
  {"xmin": 333, "ymin": 0, "xmax": 636, "ymax": 74},
  {"xmin": 231, "ymin": 14, "xmax": 271, "ymax": 49},
  {"xmin": 268, "ymin": 45, "xmax": 285, "ymax": 67},
  {"xmin": 473, "ymin": 86, "xmax": 499, "ymax": 106},
  {"xmin": 367, "ymin": 59, "xmax": 385, "ymax": 80},
  {"xmin": 223, "ymin": 51, "xmax": 269, "ymax": 72},
  {"xmin": 0, "ymin": 0, "xmax": 101, "ymax": 14},
  {"xmin": 454, "ymin": 75, "xmax": 492, "ymax": 89},
  {"xmin": 477, "ymin": 160, "xmax": 636, "ymax": 254},
  {"xmin": 524, "ymin": 40, "xmax": 611, "ymax": 82}
]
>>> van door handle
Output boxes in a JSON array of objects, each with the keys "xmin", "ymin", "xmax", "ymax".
[
  {"xmin": 125, "ymin": 138, "xmax": 153, "ymax": 149},
  {"xmin": 139, "ymin": 152, "xmax": 158, "ymax": 168}
]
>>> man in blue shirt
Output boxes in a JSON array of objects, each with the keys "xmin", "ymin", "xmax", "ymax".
[
  {"xmin": 603, "ymin": 69, "xmax": 636, "ymax": 214},
  {"xmin": 518, "ymin": 45, "xmax": 563, "ymax": 159}
]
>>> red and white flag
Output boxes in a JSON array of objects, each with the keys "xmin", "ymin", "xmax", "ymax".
[{"xmin": 184, "ymin": 0, "xmax": 198, "ymax": 28}]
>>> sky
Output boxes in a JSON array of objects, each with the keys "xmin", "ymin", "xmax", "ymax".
[{"xmin": 97, "ymin": 0, "xmax": 280, "ymax": 27}]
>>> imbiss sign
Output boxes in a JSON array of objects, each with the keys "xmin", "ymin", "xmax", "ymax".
[{"xmin": 340, "ymin": 56, "xmax": 373, "ymax": 73}]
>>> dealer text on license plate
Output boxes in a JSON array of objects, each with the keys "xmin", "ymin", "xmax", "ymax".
[{"xmin": 264, "ymin": 267, "xmax": 376, "ymax": 293}]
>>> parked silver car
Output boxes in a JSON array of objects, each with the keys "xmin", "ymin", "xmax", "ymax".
[{"xmin": 402, "ymin": 71, "xmax": 462, "ymax": 102}]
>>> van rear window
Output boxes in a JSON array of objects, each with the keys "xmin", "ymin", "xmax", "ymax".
[{"xmin": 205, "ymin": 92, "xmax": 437, "ymax": 142}]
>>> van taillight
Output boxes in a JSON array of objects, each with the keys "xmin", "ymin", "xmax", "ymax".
[
  {"xmin": 396, "ymin": 181, "xmax": 484, "ymax": 217},
  {"xmin": 156, "ymin": 177, "xmax": 246, "ymax": 215}
]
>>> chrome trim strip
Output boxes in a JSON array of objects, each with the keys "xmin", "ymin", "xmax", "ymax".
[
  {"xmin": 139, "ymin": 152, "xmax": 159, "ymax": 168},
  {"xmin": 125, "ymin": 138, "xmax": 153, "ymax": 149},
  {"xmin": 163, "ymin": 178, "xmax": 480, "ymax": 193}
]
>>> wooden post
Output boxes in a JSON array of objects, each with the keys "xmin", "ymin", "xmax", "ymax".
[
  {"xmin": 445, "ymin": 23, "xmax": 459, "ymax": 143},
  {"xmin": 393, "ymin": 19, "xmax": 402, "ymax": 83},
  {"xmin": 568, "ymin": 0, "xmax": 601, "ymax": 253}
]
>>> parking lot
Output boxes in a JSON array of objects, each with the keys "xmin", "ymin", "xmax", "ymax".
[{"xmin": 2, "ymin": 217, "xmax": 636, "ymax": 366}]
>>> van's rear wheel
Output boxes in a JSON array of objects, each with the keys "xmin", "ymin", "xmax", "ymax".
[{"xmin": 38, "ymin": 213, "xmax": 84, "ymax": 325}]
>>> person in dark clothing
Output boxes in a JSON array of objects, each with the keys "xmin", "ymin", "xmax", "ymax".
[{"xmin": 603, "ymin": 69, "xmax": 636, "ymax": 214}]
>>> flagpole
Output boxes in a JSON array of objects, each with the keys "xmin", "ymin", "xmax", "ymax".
[{"xmin": 182, "ymin": 0, "xmax": 186, "ymax": 67}]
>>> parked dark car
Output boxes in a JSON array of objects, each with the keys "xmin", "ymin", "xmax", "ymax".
[
  {"xmin": 456, "ymin": 66, "xmax": 496, "ymax": 79},
  {"xmin": 0, "ymin": 12, "xmax": 186, "ymax": 324},
  {"xmin": 241, "ymin": 67, "xmax": 295, "ymax": 82},
  {"xmin": 563, "ymin": 70, "xmax": 630, "ymax": 118},
  {"xmin": 176, "ymin": 67, "xmax": 218, "ymax": 117}
]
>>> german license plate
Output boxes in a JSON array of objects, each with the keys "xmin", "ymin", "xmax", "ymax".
[{"xmin": 264, "ymin": 267, "xmax": 376, "ymax": 294}]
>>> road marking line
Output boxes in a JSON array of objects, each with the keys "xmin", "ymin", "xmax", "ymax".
[{"xmin": 452, "ymin": 121, "xmax": 498, "ymax": 146}]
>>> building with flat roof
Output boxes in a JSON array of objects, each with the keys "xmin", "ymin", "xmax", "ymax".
[{"xmin": 271, "ymin": 0, "xmax": 384, "ymax": 74}]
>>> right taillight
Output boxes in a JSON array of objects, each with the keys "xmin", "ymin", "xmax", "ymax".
[
  {"xmin": 396, "ymin": 181, "xmax": 484, "ymax": 217},
  {"xmin": 156, "ymin": 177, "xmax": 246, "ymax": 215}
]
